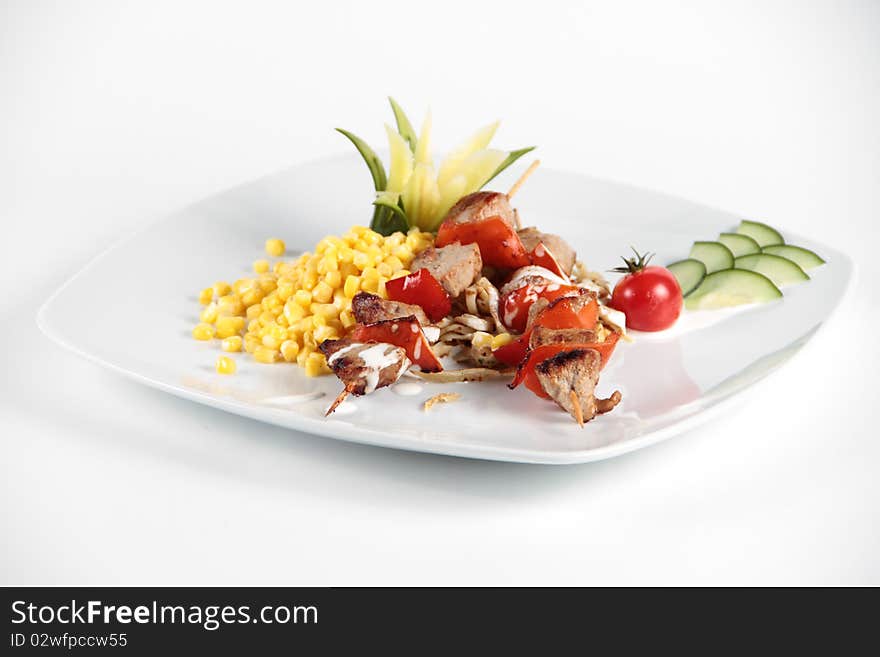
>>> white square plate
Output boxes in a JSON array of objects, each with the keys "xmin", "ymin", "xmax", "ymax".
[{"xmin": 38, "ymin": 156, "xmax": 853, "ymax": 463}]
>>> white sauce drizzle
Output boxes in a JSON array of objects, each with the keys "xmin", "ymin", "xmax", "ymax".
[
  {"xmin": 500, "ymin": 266, "xmax": 570, "ymax": 296},
  {"xmin": 358, "ymin": 344, "xmax": 406, "ymax": 394},
  {"xmin": 422, "ymin": 326, "xmax": 441, "ymax": 343}
]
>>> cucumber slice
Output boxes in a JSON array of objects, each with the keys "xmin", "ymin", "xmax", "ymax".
[
  {"xmin": 718, "ymin": 232, "xmax": 760, "ymax": 257},
  {"xmin": 685, "ymin": 269, "xmax": 782, "ymax": 310},
  {"xmin": 667, "ymin": 259, "xmax": 706, "ymax": 297},
  {"xmin": 762, "ymin": 244, "xmax": 825, "ymax": 270},
  {"xmin": 735, "ymin": 220, "xmax": 784, "ymax": 247},
  {"xmin": 734, "ymin": 253, "xmax": 809, "ymax": 287},
  {"xmin": 689, "ymin": 241, "xmax": 734, "ymax": 274}
]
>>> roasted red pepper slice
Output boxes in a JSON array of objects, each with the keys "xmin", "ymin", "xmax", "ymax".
[
  {"xmin": 492, "ymin": 333, "xmax": 531, "ymax": 367},
  {"xmin": 500, "ymin": 282, "xmax": 579, "ymax": 333},
  {"xmin": 436, "ymin": 216, "xmax": 530, "ymax": 270},
  {"xmin": 535, "ymin": 293, "xmax": 599, "ymax": 330},
  {"xmin": 510, "ymin": 333, "xmax": 621, "ymax": 398},
  {"xmin": 493, "ymin": 293, "xmax": 601, "ymax": 366},
  {"xmin": 384, "ymin": 268, "xmax": 451, "ymax": 322},
  {"xmin": 529, "ymin": 242, "xmax": 568, "ymax": 278},
  {"xmin": 352, "ymin": 316, "xmax": 443, "ymax": 372}
]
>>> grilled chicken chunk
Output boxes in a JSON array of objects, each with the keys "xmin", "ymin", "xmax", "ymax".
[
  {"xmin": 351, "ymin": 292, "xmax": 429, "ymax": 326},
  {"xmin": 529, "ymin": 326, "xmax": 597, "ymax": 348},
  {"xmin": 319, "ymin": 338, "xmax": 410, "ymax": 397},
  {"xmin": 410, "ymin": 242, "xmax": 482, "ymax": 299},
  {"xmin": 534, "ymin": 348, "xmax": 621, "ymax": 425},
  {"xmin": 442, "ymin": 191, "xmax": 516, "ymax": 227},
  {"xmin": 516, "ymin": 227, "xmax": 577, "ymax": 275}
]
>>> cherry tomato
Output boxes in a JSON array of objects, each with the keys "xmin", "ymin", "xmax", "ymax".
[{"xmin": 608, "ymin": 249, "xmax": 682, "ymax": 332}]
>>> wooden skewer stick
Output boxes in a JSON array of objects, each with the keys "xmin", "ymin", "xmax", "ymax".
[
  {"xmin": 570, "ymin": 390, "xmax": 584, "ymax": 428},
  {"xmin": 507, "ymin": 159, "xmax": 541, "ymax": 199},
  {"xmin": 325, "ymin": 388, "xmax": 350, "ymax": 416}
]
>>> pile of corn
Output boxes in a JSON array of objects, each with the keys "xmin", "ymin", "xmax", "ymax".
[{"xmin": 193, "ymin": 227, "xmax": 434, "ymax": 376}]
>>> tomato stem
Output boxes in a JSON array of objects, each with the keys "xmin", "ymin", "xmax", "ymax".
[{"xmin": 610, "ymin": 246, "xmax": 655, "ymax": 274}]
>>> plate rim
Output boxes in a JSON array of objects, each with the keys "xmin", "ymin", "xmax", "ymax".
[{"xmin": 36, "ymin": 155, "xmax": 857, "ymax": 464}]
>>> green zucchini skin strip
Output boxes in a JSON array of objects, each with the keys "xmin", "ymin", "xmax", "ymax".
[
  {"xmin": 483, "ymin": 146, "xmax": 536, "ymax": 187},
  {"xmin": 335, "ymin": 128, "xmax": 387, "ymax": 192},
  {"xmin": 388, "ymin": 97, "xmax": 418, "ymax": 153}
]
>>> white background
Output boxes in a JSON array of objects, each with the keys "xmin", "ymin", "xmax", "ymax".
[{"xmin": 2, "ymin": 0, "xmax": 878, "ymax": 584}]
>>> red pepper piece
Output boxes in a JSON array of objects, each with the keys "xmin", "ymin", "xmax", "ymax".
[
  {"xmin": 535, "ymin": 294, "xmax": 599, "ymax": 330},
  {"xmin": 384, "ymin": 268, "xmax": 451, "ymax": 323},
  {"xmin": 492, "ymin": 333, "xmax": 531, "ymax": 367},
  {"xmin": 435, "ymin": 216, "xmax": 530, "ymax": 270},
  {"xmin": 510, "ymin": 333, "xmax": 621, "ymax": 398},
  {"xmin": 352, "ymin": 317, "xmax": 443, "ymax": 372},
  {"xmin": 493, "ymin": 294, "xmax": 601, "ymax": 366},
  {"xmin": 500, "ymin": 283, "xmax": 579, "ymax": 333},
  {"xmin": 529, "ymin": 242, "xmax": 568, "ymax": 279}
]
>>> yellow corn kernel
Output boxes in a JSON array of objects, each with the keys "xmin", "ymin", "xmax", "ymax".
[
  {"xmin": 317, "ymin": 256, "xmax": 339, "ymax": 275},
  {"xmin": 491, "ymin": 333, "xmax": 514, "ymax": 350},
  {"xmin": 313, "ymin": 324, "xmax": 338, "ymax": 343},
  {"xmin": 471, "ymin": 331, "xmax": 493, "ymax": 349},
  {"xmin": 296, "ymin": 316, "xmax": 314, "ymax": 333},
  {"xmin": 390, "ymin": 269, "xmax": 411, "ymax": 280},
  {"xmin": 340, "ymin": 309, "xmax": 356, "ymax": 329},
  {"xmin": 303, "ymin": 331, "xmax": 317, "ymax": 351},
  {"xmin": 246, "ymin": 304, "xmax": 262, "ymax": 321},
  {"xmin": 253, "ymin": 259, "xmax": 270, "ymax": 274},
  {"xmin": 352, "ymin": 251, "xmax": 370, "ymax": 269},
  {"xmin": 240, "ymin": 289, "xmax": 261, "ymax": 307},
  {"xmin": 276, "ymin": 278, "xmax": 295, "ymax": 301},
  {"xmin": 199, "ymin": 287, "xmax": 214, "ymax": 305},
  {"xmin": 311, "ymin": 303, "xmax": 338, "ymax": 320},
  {"xmin": 221, "ymin": 335, "xmax": 243, "ymax": 352},
  {"xmin": 276, "ymin": 315, "xmax": 289, "ymax": 328},
  {"xmin": 253, "ymin": 345, "xmax": 278, "ymax": 364},
  {"xmin": 218, "ymin": 294, "xmax": 245, "ymax": 316},
  {"xmin": 312, "ymin": 280, "xmax": 334, "ymax": 304},
  {"xmin": 270, "ymin": 324, "xmax": 287, "ymax": 342},
  {"xmin": 262, "ymin": 334, "xmax": 281, "ymax": 349},
  {"xmin": 293, "ymin": 289, "xmax": 312, "ymax": 308},
  {"xmin": 215, "ymin": 355, "xmax": 236, "ymax": 374},
  {"xmin": 280, "ymin": 339, "xmax": 299, "ymax": 362},
  {"xmin": 192, "ymin": 323, "xmax": 215, "ymax": 341},
  {"xmin": 338, "ymin": 246, "xmax": 354, "ymax": 264},
  {"xmin": 302, "ymin": 271, "xmax": 318, "ymax": 291},
  {"xmin": 213, "ymin": 281, "xmax": 232, "ymax": 297},
  {"xmin": 304, "ymin": 353, "xmax": 328, "ymax": 377},
  {"xmin": 392, "ymin": 244, "xmax": 413, "ymax": 261},
  {"xmin": 343, "ymin": 275, "xmax": 360, "ymax": 298},
  {"xmin": 383, "ymin": 255, "xmax": 404, "ymax": 271},
  {"xmin": 375, "ymin": 262, "xmax": 393, "ymax": 278},
  {"xmin": 377, "ymin": 276, "xmax": 388, "ymax": 297},
  {"xmin": 244, "ymin": 335, "xmax": 261, "ymax": 353},
  {"xmin": 296, "ymin": 348, "xmax": 311, "ymax": 367},
  {"xmin": 258, "ymin": 274, "xmax": 278, "ymax": 293},
  {"xmin": 232, "ymin": 278, "xmax": 251, "ymax": 295},
  {"xmin": 323, "ymin": 270, "xmax": 342, "ymax": 289},
  {"xmin": 200, "ymin": 302, "xmax": 219, "ymax": 324},
  {"xmin": 283, "ymin": 301, "xmax": 306, "ymax": 324},
  {"xmin": 215, "ymin": 316, "xmax": 245, "ymax": 339},
  {"xmin": 265, "ymin": 238, "xmax": 285, "ymax": 257},
  {"xmin": 360, "ymin": 276, "xmax": 379, "ymax": 293}
]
